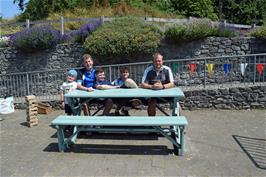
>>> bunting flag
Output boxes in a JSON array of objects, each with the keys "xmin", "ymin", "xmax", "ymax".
[
  {"xmin": 223, "ymin": 63, "xmax": 231, "ymax": 74},
  {"xmin": 206, "ymin": 64, "xmax": 214, "ymax": 73},
  {"xmin": 240, "ymin": 63, "xmax": 248, "ymax": 76},
  {"xmin": 188, "ymin": 63, "xmax": 196, "ymax": 74},
  {"xmin": 172, "ymin": 63, "xmax": 179, "ymax": 73},
  {"xmin": 256, "ymin": 64, "xmax": 265, "ymax": 76}
]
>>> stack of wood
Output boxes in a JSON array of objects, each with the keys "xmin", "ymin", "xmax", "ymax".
[
  {"xmin": 37, "ymin": 103, "xmax": 52, "ymax": 114},
  {"xmin": 25, "ymin": 95, "xmax": 38, "ymax": 127}
]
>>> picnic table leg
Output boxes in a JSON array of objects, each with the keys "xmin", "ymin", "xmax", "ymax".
[
  {"xmin": 171, "ymin": 125, "xmax": 179, "ymax": 155},
  {"xmin": 154, "ymin": 126, "xmax": 181, "ymax": 156},
  {"xmin": 56, "ymin": 125, "xmax": 66, "ymax": 152},
  {"xmin": 172, "ymin": 97, "xmax": 179, "ymax": 116},
  {"xmin": 178, "ymin": 125, "xmax": 185, "ymax": 156},
  {"xmin": 71, "ymin": 126, "xmax": 78, "ymax": 143}
]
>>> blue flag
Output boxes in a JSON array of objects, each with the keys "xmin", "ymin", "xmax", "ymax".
[{"xmin": 223, "ymin": 64, "xmax": 231, "ymax": 74}]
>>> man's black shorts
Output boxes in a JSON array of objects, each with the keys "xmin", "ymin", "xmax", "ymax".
[
  {"xmin": 64, "ymin": 104, "xmax": 73, "ymax": 115},
  {"xmin": 140, "ymin": 97, "xmax": 174, "ymax": 105}
]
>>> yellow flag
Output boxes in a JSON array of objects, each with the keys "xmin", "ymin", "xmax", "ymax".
[{"xmin": 206, "ymin": 63, "xmax": 214, "ymax": 73}]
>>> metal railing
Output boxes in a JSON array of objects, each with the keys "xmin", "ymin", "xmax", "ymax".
[{"xmin": 0, "ymin": 54, "xmax": 265, "ymax": 103}]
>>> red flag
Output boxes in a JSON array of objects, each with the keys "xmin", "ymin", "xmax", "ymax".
[
  {"xmin": 189, "ymin": 63, "xmax": 196, "ymax": 74},
  {"xmin": 256, "ymin": 64, "xmax": 265, "ymax": 76}
]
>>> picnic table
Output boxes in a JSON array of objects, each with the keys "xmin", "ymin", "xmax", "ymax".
[{"xmin": 52, "ymin": 87, "xmax": 188, "ymax": 156}]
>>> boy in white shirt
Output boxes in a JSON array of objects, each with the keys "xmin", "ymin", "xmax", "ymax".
[{"xmin": 60, "ymin": 69, "xmax": 79, "ymax": 115}]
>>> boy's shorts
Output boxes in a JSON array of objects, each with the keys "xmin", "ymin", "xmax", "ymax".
[
  {"xmin": 80, "ymin": 98, "xmax": 109, "ymax": 106},
  {"xmin": 64, "ymin": 104, "xmax": 73, "ymax": 115}
]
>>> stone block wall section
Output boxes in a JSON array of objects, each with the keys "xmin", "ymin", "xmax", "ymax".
[
  {"xmin": 14, "ymin": 85, "xmax": 266, "ymax": 110},
  {"xmin": 1, "ymin": 37, "xmax": 265, "ymax": 74},
  {"xmin": 181, "ymin": 85, "xmax": 266, "ymax": 110},
  {"xmin": 0, "ymin": 43, "xmax": 84, "ymax": 74}
]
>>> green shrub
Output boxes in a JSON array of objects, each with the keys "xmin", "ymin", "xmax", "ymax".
[
  {"xmin": 212, "ymin": 27, "xmax": 236, "ymax": 38},
  {"xmin": 165, "ymin": 19, "xmax": 235, "ymax": 42},
  {"xmin": 250, "ymin": 26, "xmax": 266, "ymax": 40},
  {"xmin": 83, "ymin": 16, "xmax": 162, "ymax": 57}
]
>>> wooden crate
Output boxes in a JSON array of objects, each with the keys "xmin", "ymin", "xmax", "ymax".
[{"xmin": 37, "ymin": 103, "xmax": 52, "ymax": 114}]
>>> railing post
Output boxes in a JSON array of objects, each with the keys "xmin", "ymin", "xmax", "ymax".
[
  {"xmin": 109, "ymin": 66, "xmax": 112, "ymax": 82},
  {"xmin": 252, "ymin": 24, "xmax": 256, "ymax": 29},
  {"xmin": 223, "ymin": 20, "xmax": 227, "ymax": 28},
  {"xmin": 204, "ymin": 59, "xmax": 206, "ymax": 88},
  {"xmin": 26, "ymin": 73, "xmax": 30, "ymax": 96},
  {"xmin": 26, "ymin": 19, "xmax": 30, "ymax": 29},
  {"xmin": 100, "ymin": 16, "xmax": 104, "ymax": 25},
  {"xmin": 60, "ymin": 16, "xmax": 64, "ymax": 35},
  {"xmin": 253, "ymin": 55, "xmax": 256, "ymax": 84}
]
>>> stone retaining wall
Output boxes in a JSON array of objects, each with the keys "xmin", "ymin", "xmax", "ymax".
[
  {"xmin": 1, "ymin": 37, "xmax": 265, "ymax": 74},
  {"xmin": 181, "ymin": 85, "xmax": 266, "ymax": 110},
  {"xmin": 15, "ymin": 85, "xmax": 266, "ymax": 110}
]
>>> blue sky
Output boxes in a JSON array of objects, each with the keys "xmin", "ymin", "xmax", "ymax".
[{"xmin": 0, "ymin": 0, "xmax": 28, "ymax": 19}]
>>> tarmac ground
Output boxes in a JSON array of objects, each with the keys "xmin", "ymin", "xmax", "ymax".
[{"xmin": 0, "ymin": 109, "xmax": 266, "ymax": 176}]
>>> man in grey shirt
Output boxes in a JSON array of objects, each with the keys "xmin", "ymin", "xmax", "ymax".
[{"xmin": 141, "ymin": 52, "xmax": 175, "ymax": 116}]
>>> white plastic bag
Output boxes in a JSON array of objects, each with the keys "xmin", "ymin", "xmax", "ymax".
[{"xmin": 0, "ymin": 97, "xmax": 14, "ymax": 114}]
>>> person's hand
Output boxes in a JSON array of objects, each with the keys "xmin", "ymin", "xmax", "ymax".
[
  {"xmin": 86, "ymin": 87, "xmax": 94, "ymax": 92},
  {"xmin": 152, "ymin": 81, "xmax": 163, "ymax": 90}
]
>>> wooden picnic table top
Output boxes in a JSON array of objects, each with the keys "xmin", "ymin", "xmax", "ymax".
[{"xmin": 64, "ymin": 87, "xmax": 184, "ymax": 98}]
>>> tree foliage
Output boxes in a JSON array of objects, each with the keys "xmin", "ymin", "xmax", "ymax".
[
  {"xmin": 13, "ymin": 0, "xmax": 266, "ymax": 25},
  {"xmin": 13, "ymin": 0, "xmax": 25, "ymax": 11},
  {"xmin": 169, "ymin": 0, "xmax": 218, "ymax": 20},
  {"xmin": 213, "ymin": 0, "xmax": 266, "ymax": 25}
]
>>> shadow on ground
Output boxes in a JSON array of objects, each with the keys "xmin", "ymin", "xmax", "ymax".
[
  {"xmin": 44, "ymin": 143, "xmax": 172, "ymax": 155},
  {"xmin": 233, "ymin": 135, "xmax": 266, "ymax": 170},
  {"xmin": 50, "ymin": 130, "xmax": 162, "ymax": 140},
  {"xmin": 45, "ymin": 132, "xmax": 171, "ymax": 155}
]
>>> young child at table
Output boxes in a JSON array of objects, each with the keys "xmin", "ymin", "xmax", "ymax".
[
  {"xmin": 112, "ymin": 67, "xmax": 138, "ymax": 88},
  {"xmin": 112, "ymin": 67, "xmax": 142, "ymax": 116},
  {"xmin": 60, "ymin": 69, "xmax": 80, "ymax": 115},
  {"xmin": 93, "ymin": 68, "xmax": 118, "ymax": 115}
]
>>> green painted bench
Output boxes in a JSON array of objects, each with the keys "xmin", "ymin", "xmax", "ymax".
[{"xmin": 52, "ymin": 115, "xmax": 188, "ymax": 156}]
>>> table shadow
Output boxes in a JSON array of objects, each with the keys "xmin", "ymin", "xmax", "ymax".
[
  {"xmin": 232, "ymin": 135, "xmax": 266, "ymax": 170},
  {"xmin": 44, "ymin": 143, "xmax": 172, "ymax": 155},
  {"xmin": 50, "ymin": 130, "xmax": 162, "ymax": 140}
]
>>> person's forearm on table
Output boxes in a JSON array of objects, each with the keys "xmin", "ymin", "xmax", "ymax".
[
  {"xmin": 163, "ymin": 82, "xmax": 175, "ymax": 89},
  {"xmin": 77, "ymin": 84, "xmax": 94, "ymax": 91},
  {"xmin": 140, "ymin": 82, "xmax": 153, "ymax": 89},
  {"xmin": 96, "ymin": 85, "xmax": 119, "ymax": 90},
  {"xmin": 141, "ymin": 82, "xmax": 175, "ymax": 89}
]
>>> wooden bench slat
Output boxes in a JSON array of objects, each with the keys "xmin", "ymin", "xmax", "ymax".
[{"xmin": 52, "ymin": 115, "xmax": 188, "ymax": 126}]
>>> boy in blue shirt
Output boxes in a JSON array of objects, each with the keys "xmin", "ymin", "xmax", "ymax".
[{"xmin": 94, "ymin": 68, "xmax": 118, "ymax": 115}]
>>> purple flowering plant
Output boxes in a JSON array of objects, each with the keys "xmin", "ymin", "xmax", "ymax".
[
  {"xmin": 64, "ymin": 20, "xmax": 102, "ymax": 43},
  {"xmin": 10, "ymin": 25, "xmax": 61, "ymax": 52},
  {"xmin": 10, "ymin": 19, "xmax": 101, "ymax": 52}
]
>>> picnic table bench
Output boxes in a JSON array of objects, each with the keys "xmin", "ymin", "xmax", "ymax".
[
  {"xmin": 51, "ymin": 88, "xmax": 188, "ymax": 156},
  {"xmin": 52, "ymin": 115, "xmax": 188, "ymax": 155}
]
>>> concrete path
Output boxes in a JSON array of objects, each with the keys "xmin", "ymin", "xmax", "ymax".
[{"xmin": 0, "ymin": 109, "xmax": 265, "ymax": 176}]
